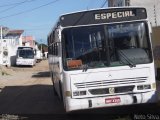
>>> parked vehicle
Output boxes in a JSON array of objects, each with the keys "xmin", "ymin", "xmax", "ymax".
[
  {"xmin": 16, "ymin": 47, "xmax": 36, "ymax": 67},
  {"xmin": 35, "ymin": 50, "xmax": 42, "ymax": 63}
]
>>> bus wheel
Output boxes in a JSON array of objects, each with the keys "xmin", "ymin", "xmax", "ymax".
[
  {"xmin": 59, "ymin": 82, "xmax": 63, "ymax": 102},
  {"xmin": 51, "ymin": 74, "xmax": 57, "ymax": 96},
  {"xmin": 53, "ymin": 83, "xmax": 58, "ymax": 96}
]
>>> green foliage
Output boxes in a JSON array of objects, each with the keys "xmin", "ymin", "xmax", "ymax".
[
  {"xmin": 0, "ymin": 71, "xmax": 10, "ymax": 76},
  {"xmin": 38, "ymin": 44, "xmax": 48, "ymax": 51}
]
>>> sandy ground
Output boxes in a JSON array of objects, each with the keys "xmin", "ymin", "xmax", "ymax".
[
  {"xmin": 0, "ymin": 60, "xmax": 51, "ymax": 86},
  {"xmin": 0, "ymin": 60, "xmax": 65, "ymax": 114}
]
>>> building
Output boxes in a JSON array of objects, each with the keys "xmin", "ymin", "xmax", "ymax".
[
  {"xmin": 22, "ymin": 36, "xmax": 36, "ymax": 48},
  {"xmin": 108, "ymin": 0, "xmax": 160, "ymax": 27},
  {"xmin": 0, "ymin": 26, "xmax": 9, "ymax": 39},
  {"xmin": 0, "ymin": 28, "xmax": 24, "ymax": 67},
  {"xmin": 5, "ymin": 30, "xmax": 24, "ymax": 46},
  {"xmin": 108, "ymin": 0, "xmax": 130, "ymax": 7}
]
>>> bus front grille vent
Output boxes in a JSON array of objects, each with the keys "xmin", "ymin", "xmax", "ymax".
[
  {"xmin": 88, "ymin": 85, "xmax": 135, "ymax": 95},
  {"xmin": 74, "ymin": 77, "xmax": 147, "ymax": 89}
]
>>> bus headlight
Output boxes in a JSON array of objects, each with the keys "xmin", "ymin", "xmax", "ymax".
[
  {"xmin": 137, "ymin": 84, "xmax": 151, "ymax": 90},
  {"xmin": 152, "ymin": 83, "xmax": 156, "ymax": 89},
  {"xmin": 73, "ymin": 91, "xmax": 86, "ymax": 96}
]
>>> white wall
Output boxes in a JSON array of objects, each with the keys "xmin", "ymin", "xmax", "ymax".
[
  {"xmin": 0, "ymin": 39, "xmax": 18, "ymax": 67},
  {"xmin": 108, "ymin": 0, "xmax": 125, "ymax": 7},
  {"xmin": 130, "ymin": 0, "xmax": 160, "ymax": 27},
  {"xmin": 108, "ymin": 0, "xmax": 160, "ymax": 27}
]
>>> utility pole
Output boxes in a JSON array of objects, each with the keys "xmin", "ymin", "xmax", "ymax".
[
  {"xmin": 0, "ymin": 26, "xmax": 2, "ymax": 52},
  {"xmin": 0, "ymin": 26, "xmax": 2, "ymax": 53},
  {"xmin": 40, "ymin": 39, "xmax": 42, "ymax": 52},
  {"xmin": 0, "ymin": 26, "xmax": 2, "ymax": 72},
  {"xmin": 0, "ymin": 26, "xmax": 2, "ymax": 39},
  {"xmin": 40, "ymin": 39, "xmax": 44, "ymax": 59}
]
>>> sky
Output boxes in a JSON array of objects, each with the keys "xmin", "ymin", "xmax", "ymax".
[{"xmin": 0, "ymin": 0, "xmax": 108, "ymax": 44}]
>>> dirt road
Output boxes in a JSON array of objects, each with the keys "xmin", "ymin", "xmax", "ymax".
[{"xmin": 0, "ymin": 60, "xmax": 65, "ymax": 114}]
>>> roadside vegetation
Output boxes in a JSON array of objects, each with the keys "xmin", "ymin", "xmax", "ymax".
[{"xmin": 0, "ymin": 66, "xmax": 11, "ymax": 76}]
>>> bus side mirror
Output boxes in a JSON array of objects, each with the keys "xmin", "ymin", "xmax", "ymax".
[{"xmin": 34, "ymin": 50, "xmax": 36, "ymax": 55}]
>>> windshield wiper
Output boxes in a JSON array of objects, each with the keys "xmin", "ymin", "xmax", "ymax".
[
  {"xmin": 118, "ymin": 50, "xmax": 136, "ymax": 68},
  {"xmin": 82, "ymin": 64, "xmax": 88, "ymax": 72}
]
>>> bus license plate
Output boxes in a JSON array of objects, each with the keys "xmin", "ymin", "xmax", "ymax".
[{"xmin": 105, "ymin": 97, "xmax": 121, "ymax": 104}]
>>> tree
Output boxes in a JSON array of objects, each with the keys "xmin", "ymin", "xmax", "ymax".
[{"xmin": 38, "ymin": 44, "xmax": 47, "ymax": 50}]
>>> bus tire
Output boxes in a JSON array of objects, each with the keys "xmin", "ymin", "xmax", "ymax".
[
  {"xmin": 59, "ymin": 81, "xmax": 66, "ymax": 109},
  {"xmin": 53, "ymin": 84, "xmax": 58, "ymax": 96},
  {"xmin": 51, "ymin": 73, "xmax": 58, "ymax": 96},
  {"xmin": 59, "ymin": 82, "xmax": 63, "ymax": 102}
]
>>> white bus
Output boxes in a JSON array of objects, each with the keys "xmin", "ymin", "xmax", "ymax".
[
  {"xmin": 16, "ymin": 46, "xmax": 36, "ymax": 67},
  {"xmin": 48, "ymin": 7, "xmax": 157, "ymax": 112}
]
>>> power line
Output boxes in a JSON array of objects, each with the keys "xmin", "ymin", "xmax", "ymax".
[
  {"xmin": 0, "ymin": 0, "xmax": 37, "ymax": 8},
  {"xmin": 0, "ymin": 0, "xmax": 59, "ymax": 20},
  {"xmin": 24, "ymin": 28, "xmax": 49, "ymax": 31},
  {"xmin": 0, "ymin": 0, "xmax": 38, "ymax": 13},
  {"xmin": 87, "ymin": 0, "xmax": 106, "ymax": 10},
  {"xmin": 101, "ymin": 0, "xmax": 107, "ymax": 8}
]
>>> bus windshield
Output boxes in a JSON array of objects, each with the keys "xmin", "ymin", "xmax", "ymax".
[
  {"xmin": 62, "ymin": 21, "xmax": 152, "ymax": 70},
  {"xmin": 18, "ymin": 49, "xmax": 34, "ymax": 59}
]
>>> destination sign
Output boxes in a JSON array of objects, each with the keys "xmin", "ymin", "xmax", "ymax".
[
  {"xmin": 95, "ymin": 11, "xmax": 135, "ymax": 20},
  {"xmin": 60, "ymin": 8, "xmax": 147, "ymax": 27}
]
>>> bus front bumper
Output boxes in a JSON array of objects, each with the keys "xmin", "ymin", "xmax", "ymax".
[
  {"xmin": 16, "ymin": 60, "xmax": 35, "ymax": 66},
  {"xmin": 65, "ymin": 91, "xmax": 157, "ymax": 112}
]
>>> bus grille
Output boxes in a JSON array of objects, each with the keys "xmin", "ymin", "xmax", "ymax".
[
  {"xmin": 89, "ymin": 85, "xmax": 135, "ymax": 95},
  {"xmin": 74, "ymin": 77, "xmax": 147, "ymax": 89}
]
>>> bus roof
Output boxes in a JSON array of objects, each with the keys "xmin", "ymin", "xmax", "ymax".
[
  {"xmin": 60, "ymin": 7, "xmax": 147, "ymax": 27},
  {"xmin": 48, "ymin": 7, "xmax": 147, "ymax": 36},
  {"xmin": 60, "ymin": 6, "xmax": 146, "ymax": 18}
]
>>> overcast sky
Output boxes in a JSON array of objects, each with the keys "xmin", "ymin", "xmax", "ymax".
[{"xmin": 0, "ymin": 0, "xmax": 108, "ymax": 44}]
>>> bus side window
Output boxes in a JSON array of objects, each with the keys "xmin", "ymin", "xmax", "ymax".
[{"xmin": 54, "ymin": 43, "xmax": 58, "ymax": 56}]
